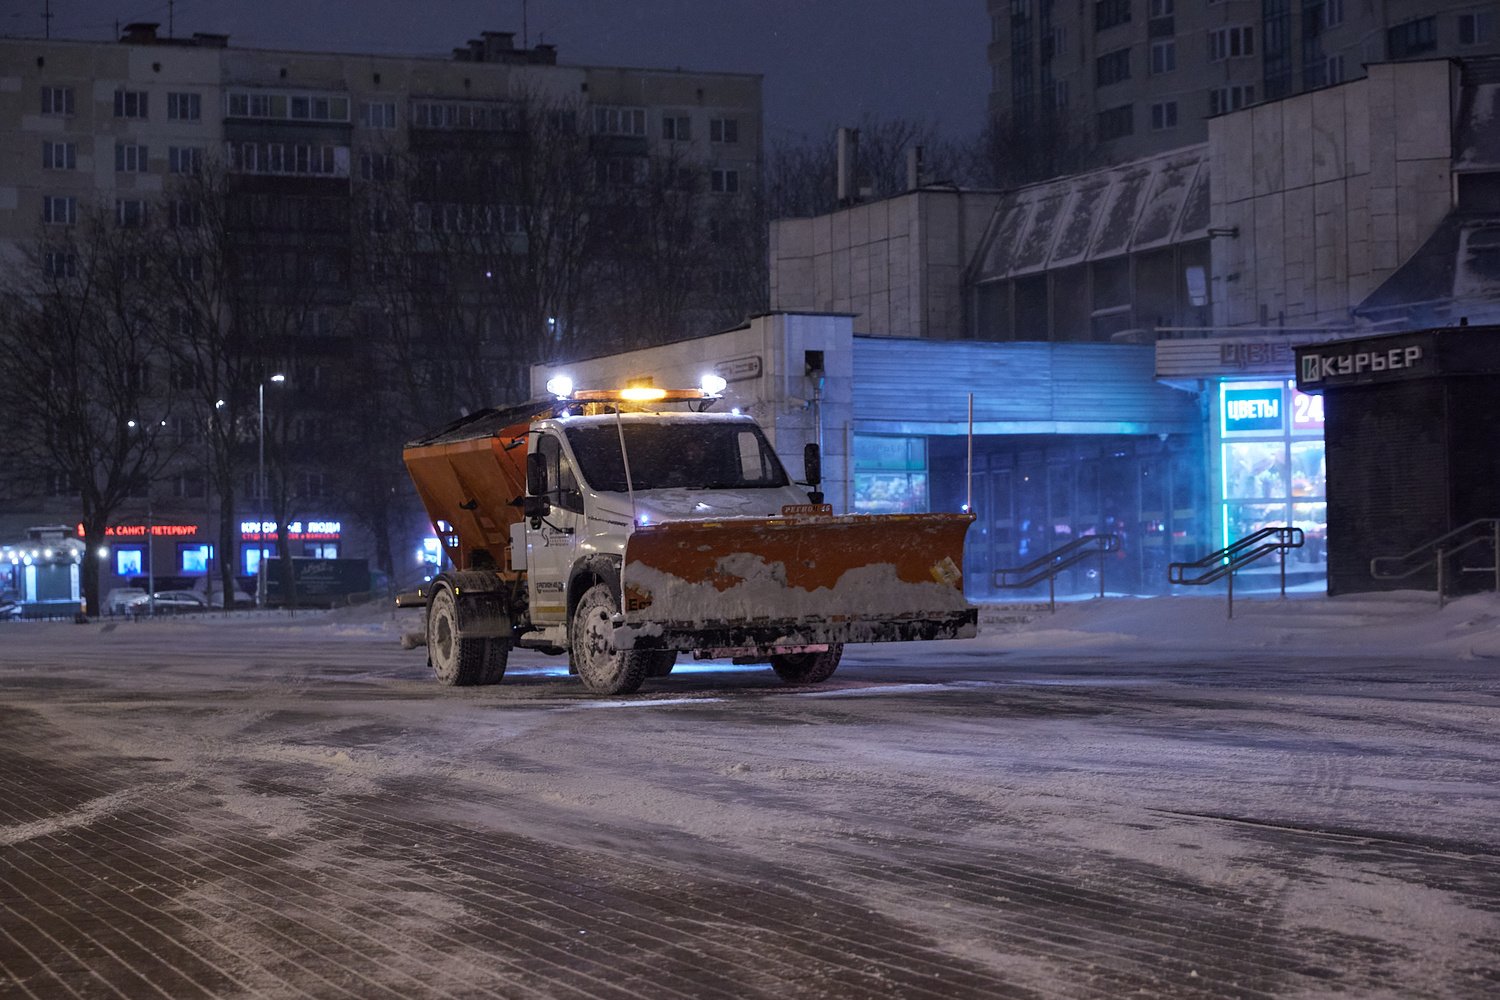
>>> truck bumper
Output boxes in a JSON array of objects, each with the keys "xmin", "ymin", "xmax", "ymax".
[{"xmin": 612, "ymin": 607, "xmax": 978, "ymax": 653}]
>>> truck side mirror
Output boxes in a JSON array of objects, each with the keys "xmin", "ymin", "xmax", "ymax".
[
  {"xmin": 803, "ymin": 443, "xmax": 824, "ymax": 505},
  {"xmin": 525, "ymin": 453, "xmax": 551, "ymax": 521},
  {"xmin": 803, "ymin": 443, "xmax": 821, "ymax": 486},
  {"xmin": 526, "ymin": 451, "xmax": 549, "ymax": 498}
]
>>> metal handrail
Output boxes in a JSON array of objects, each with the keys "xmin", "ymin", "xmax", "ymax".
[
  {"xmin": 1370, "ymin": 518, "xmax": 1500, "ymax": 608},
  {"xmin": 993, "ymin": 534, "xmax": 1120, "ymax": 612},
  {"xmin": 1168, "ymin": 526, "xmax": 1304, "ymax": 619}
]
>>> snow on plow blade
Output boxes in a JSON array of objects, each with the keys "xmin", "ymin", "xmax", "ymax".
[{"xmin": 616, "ymin": 512, "xmax": 978, "ymax": 651}]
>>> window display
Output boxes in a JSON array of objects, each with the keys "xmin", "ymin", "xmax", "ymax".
[
  {"xmin": 1223, "ymin": 441, "xmax": 1287, "ymax": 499},
  {"xmin": 854, "ymin": 434, "xmax": 928, "ymax": 514}
]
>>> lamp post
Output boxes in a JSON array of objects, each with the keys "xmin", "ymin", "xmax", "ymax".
[{"xmin": 257, "ymin": 374, "xmax": 285, "ymax": 608}]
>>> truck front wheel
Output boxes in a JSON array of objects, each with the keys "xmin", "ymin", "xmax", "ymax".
[
  {"xmin": 770, "ymin": 645, "xmax": 844, "ymax": 685},
  {"xmin": 569, "ymin": 584, "xmax": 648, "ymax": 695},
  {"xmin": 428, "ymin": 583, "xmax": 507, "ymax": 686}
]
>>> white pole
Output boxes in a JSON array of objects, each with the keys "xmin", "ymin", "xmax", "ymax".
[{"xmin": 966, "ymin": 392, "xmax": 974, "ymax": 514}]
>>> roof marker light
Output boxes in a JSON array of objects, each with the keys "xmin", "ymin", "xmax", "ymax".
[
  {"xmin": 700, "ymin": 373, "xmax": 727, "ymax": 396},
  {"xmin": 546, "ymin": 375, "xmax": 573, "ymax": 399},
  {"xmin": 620, "ymin": 387, "xmax": 668, "ymax": 402}
]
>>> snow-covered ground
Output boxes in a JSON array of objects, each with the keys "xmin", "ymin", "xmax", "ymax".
[{"xmin": 1, "ymin": 591, "xmax": 1497, "ymax": 998}]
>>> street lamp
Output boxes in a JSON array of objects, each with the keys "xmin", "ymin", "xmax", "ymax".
[{"xmin": 257, "ymin": 374, "xmax": 285, "ymax": 608}]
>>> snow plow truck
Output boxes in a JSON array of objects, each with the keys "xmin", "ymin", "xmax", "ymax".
[{"xmin": 399, "ymin": 376, "xmax": 977, "ymax": 695}]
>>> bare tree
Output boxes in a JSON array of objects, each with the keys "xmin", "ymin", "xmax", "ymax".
[{"xmin": 0, "ymin": 210, "xmax": 182, "ymax": 615}]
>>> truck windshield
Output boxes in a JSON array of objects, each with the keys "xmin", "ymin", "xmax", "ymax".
[{"xmin": 565, "ymin": 421, "xmax": 790, "ymax": 492}]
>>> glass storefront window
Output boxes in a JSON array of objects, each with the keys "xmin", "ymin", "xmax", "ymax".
[
  {"xmin": 1226, "ymin": 502, "xmax": 1288, "ymax": 541},
  {"xmin": 242, "ymin": 544, "xmax": 278, "ymax": 576},
  {"xmin": 1290, "ymin": 441, "xmax": 1325, "ymax": 497},
  {"xmin": 114, "ymin": 548, "xmax": 143, "ymax": 576},
  {"xmin": 179, "ymin": 544, "xmax": 213, "ymax": 574},
  {"xmin": 854, "ymin": 434, "xmax": 928, "ymax": 514},
  {"xmin": 1223, "ymin": 441, "xmax": 1288, "ymax": 499},
  {"xmin": 1216, "ymin": 378, "xmax": 1326, "ymax": 578}
]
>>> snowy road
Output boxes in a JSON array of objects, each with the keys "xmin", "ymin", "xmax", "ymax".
[{"xmin": 1, "ymin": 596, "xmax": 1498, "ymax": 998}]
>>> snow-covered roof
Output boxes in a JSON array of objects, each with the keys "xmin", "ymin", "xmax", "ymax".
[{"xmin": 1355, "ymin": 214, "xmax": 1500, "ymax": 326}]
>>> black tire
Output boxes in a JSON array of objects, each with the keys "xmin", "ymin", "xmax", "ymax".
[
  {"xmin": 427, "ymin": 583, "xmax": 507, "ymax": 686},
  {"xmin": 568, "ymin": 584, "xmax": 648, "ymax": 695},
  {"xmin": 643, "ymin": 651, "xmax": 677, "ymax": 677},
  {"xmin": 770, "ymin": 644, "xmax": 844, "ymax": 685}
]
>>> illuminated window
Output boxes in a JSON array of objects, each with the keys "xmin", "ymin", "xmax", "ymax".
[{"xmin": 855, "ymin": 435, "xmax": 929, "ymax": 514}]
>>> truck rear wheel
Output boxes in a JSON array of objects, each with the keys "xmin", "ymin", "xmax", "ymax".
[
  {"xmin": 770, "ymin": 645, "xmax": 843, "ymax": 685},
  {"xmin": 569, "ymin": 584, "xmax": 648, "ymax": 695},
  {"xmin": 427, "ymin": 583, "xmax": 507, "ymax": 686}
]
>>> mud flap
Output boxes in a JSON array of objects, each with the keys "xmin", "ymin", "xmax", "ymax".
[{"xmin": 616, "ymin": 512, "xmax": 977, "ymax": 651}]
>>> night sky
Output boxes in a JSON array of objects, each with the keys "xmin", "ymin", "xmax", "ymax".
[{"xmin": 5, "ymin": 0, "xmax": 991, "ymax": 142}]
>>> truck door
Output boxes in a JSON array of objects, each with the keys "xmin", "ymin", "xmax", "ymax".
[{"xmin": 526, "ymin": 432, "xmax": 584, "ymax": 624}]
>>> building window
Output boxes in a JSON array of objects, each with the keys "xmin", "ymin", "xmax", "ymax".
[
  {"xmin": 115, "ymin": 143, "xmax": 148, "ymax": 173},
  {"xmin": 1097, "ymin": 104, "xmax": 1134, "ymax": 140},
  {"xmin": 359, "ymin": 152, "xmax": 398, "ymax": 181},
  {"xmin": 1324, "ymin": 0, "xmax": 1343, "ymax": 27},
  {"xmin": 1095, "ymin": 0, "xmax": 1131, "ymax": 32},
  {"xmin": 1150, "ymin": 101, "xmax": 1178, "ymax": 130},
  {"xmin": 662, "ymin": 114, "xmax": 691, "ymax": 140},
  {"xmin": 114, "ymin": 89, "xmax": 149, "ymax": 119},
  {"xmin": 1053, "ymin": 79, "xmax": 1070, "ymax": 109},
  {"xmin": 170, "ymin": 200, "xmax": 201, "ymax": 228},
  {"xmin": 1208, "ymin": 26, "xmax": 1255, "ymax": 60},
  {"xmin": 116, "ymin": 199, "xmax": 147, "ymax": 228},
  {"xmin": 1150, "ymin": 39, "xmax": 1176, "ymax": 74},
  {"xmin": 167, "ymin": 92, "xmax": 201, "ymax": 121},
  {"xmin": 854, "ymin": 435, "xmax": 928, "ymax": 514},
  {"xmin": 592, "ymin": 105, "xmax": 646, "ymax": 136},
  {"xmin": 42, "ymin": 195, "xmax": 77, "ymax": 225},
  {"xmin": 227, "ymin": 91, "xmax": 350, "ymax": 122},
  {"xmin": 1460, "ymin": 12, "xmax": 1493, "ymax": 46},
  {"xmin": 1209, "ymin": 85, "xmax": 1256, "ymax": 116},
  {"xmin": 176, "ymin": 255, "xmax": 203, "ymax": 281},
  {"xmin": 1324, "ymin": 55, "xmax": 1345, "ymax": 85},
  {"xmin": 710, "ymin": 168, "xmax": 739, "ymax": 193},
  {"xmin": 710, "ymin": 117, "xmax": 739, "ymax": 143},
  {"xmin": 360, "ymin": 101, "xmax": 398, "ymax": 129},
  {"xmin": 168, "ymin": 146, "xmax": 203, "ymax": 175},
  {"xmin": 42, "ymin": 141, "xmax": 76, "ymax": 170},
  {"xmin": 1096, "ymin": 48, "xmax": 1131, "ymax": 87},
  {"xmin": 43, "ymin": 252, "xmax": 77, "ymax": 278},
  {"xmin": 41, "ymin": 85, "xmax": 74, "ymax": 116},
  {"xmin": 1148, "ymin": 0, "xmax": 1172, "ymax": 15},
  {"xmin": 1387, "ymin": 17, "xmax": 1436, "ymax": 58}
]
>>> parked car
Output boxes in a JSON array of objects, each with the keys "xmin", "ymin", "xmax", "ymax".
[
  {"xmin": 104, "ymin": 587, "xmax": 147, "ymax": 615},
  {"xmin": 125, "ymin": 590, "xmax": 208, "ymax": 615},
  {"xmin": 200, "ymin": 586, "xmax": 256, "ymax": 609},
  {"xmin": 0, "ymin": 596, "xmax": 21, "ymax": 620}
]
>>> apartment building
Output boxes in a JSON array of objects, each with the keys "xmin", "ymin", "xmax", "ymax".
[
  {"xmin": 987, "ymin": 0, "xmax": 1499, "ymax": 165},
  {"xmin": 0, "ymin": 24, "xmax": 763, "ymax": 605}
]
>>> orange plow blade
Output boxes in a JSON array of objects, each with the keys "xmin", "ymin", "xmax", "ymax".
[{"xmin": 616, "ymin": 512, "xmax": 977, "ymax": 652}]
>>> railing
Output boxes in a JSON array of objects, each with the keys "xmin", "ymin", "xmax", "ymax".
[
  {"xmin": 993, "ymin": 534, "xmax": 1120, "ymax": 612},
  {"xmin": 1370, "ymin": 518, "xmax": 1500, "ymax": 608},
  {"xmin": 1168, "ymin": 526, "xmax": 1304, "ymax": 619}
]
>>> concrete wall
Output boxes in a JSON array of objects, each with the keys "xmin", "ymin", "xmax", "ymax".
[
  {"xmin": 1210, "ymin": 60, "xmax": 1457, "ymax": 329},
  {"xmin": 769, "ymin": 190, "xmax": 1001, "ymax": 339},
  {"xmin": 531, "ymin": 313, "xmax": 858, "ymax": 511}
]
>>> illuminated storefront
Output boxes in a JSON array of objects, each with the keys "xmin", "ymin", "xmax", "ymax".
[{"xmin": 1214, "ymin": 379, "xmax": 1328, "ymax": 581}]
